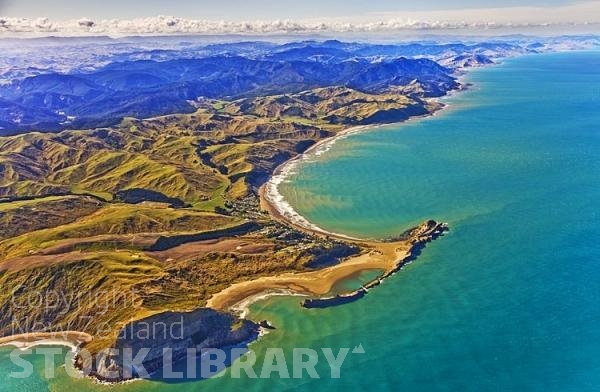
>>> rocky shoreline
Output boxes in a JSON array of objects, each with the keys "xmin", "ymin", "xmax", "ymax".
[
  {"xmin": 75, "ymin": 308, "xmax": 260, "ymax": 383},
  {"xmin": 302, "ymin": 221, "xmax": 448, "ymax": 308}
]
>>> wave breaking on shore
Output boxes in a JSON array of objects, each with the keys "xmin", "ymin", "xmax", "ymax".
[
  {"xmin": 264, "ymin": 125, "xmax": 375, "ymax": 241},
  {"xmin": 230, "ymin": 289, "xmax": 309, "ymax": 319},
  {"xmin": 0, "ymin": 332, "xmax": 92, "ymax": 352}
]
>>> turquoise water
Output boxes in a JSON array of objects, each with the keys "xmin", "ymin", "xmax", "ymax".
[{"xmin": 2, "ymin": 50, "xmax": 599, "ymax": 391}]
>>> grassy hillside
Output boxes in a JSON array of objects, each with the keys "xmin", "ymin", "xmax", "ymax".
[
  {"xmin": 0, "ymin": 195, "xmax": 103, "ymax": 239},
  {"xmin": 0, "ymin": 204, "xmax": 243, "ymax": 259},
  {"xmin": 0, "ymin": 86, "xmax": 432, "ymax": 353}
]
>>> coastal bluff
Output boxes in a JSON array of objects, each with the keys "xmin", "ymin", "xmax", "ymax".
[{"xmin": 77, "ymin": 308, "xmax": 260, "ymax": 382}]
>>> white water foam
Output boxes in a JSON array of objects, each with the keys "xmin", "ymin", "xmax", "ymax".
[{"xmin": 264, "ymin": 126, "xmax": 377, "ymax": 241}]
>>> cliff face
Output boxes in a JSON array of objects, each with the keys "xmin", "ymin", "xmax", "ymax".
[{"xmin": 80, "ymin": 308, "xmax": 259, "ymax": 382}]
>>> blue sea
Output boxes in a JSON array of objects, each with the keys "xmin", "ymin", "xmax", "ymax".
[{"xmin": 1, "ymin": 50, "xmax": 599, "ymax": 391}]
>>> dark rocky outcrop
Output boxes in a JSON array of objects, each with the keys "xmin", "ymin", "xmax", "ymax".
[
  {"xmin": 259, "ymin": 320, "xmax": 276, "ymax": 329},
  {"xmin": 78, "ymin": 308, "xmax": 259, "ymax": 382},
  {"xmin": 303, "ymin": 289, "xmax": 367, "ymax": 308}
]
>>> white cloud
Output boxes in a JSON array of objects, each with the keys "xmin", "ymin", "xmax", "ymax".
[
  {"xmin": 0, "ymin": 2, "xmax": 599, "ymax": 36},
  {"xmin": 359, "ymin": 1, "xmax": 600, "ymax": 25}
]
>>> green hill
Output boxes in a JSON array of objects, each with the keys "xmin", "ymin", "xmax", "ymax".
[{"xmin": 0, "ymin": 86, "xmax": 434, "ymax": 355}]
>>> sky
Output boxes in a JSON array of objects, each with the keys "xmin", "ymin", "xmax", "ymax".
[
  {"xmin": 0, "ymin": 0, "xmax": 592, "ymax": 21},
  {"xmin": 0, "ymin": 0, "xmax": 599, "ymax": 35}
]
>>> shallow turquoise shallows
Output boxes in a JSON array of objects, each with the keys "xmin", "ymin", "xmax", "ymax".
[{"xmin": 1, "ymin": 50, "xmax": 599, "ymax": 392}]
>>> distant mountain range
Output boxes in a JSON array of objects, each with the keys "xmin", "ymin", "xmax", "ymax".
[
  {"xmin": 0, "ymin": 37, "xmax": 592, "ymax": 134},
  {"xmin": 0, "ymin": 55, "xmax": 458, "ymax": 134}
]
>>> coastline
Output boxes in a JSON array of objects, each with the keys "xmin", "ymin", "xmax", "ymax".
[
  {"xmin": 262, "ymin": 123, "xmax": 377, "ymax": 241},
  {"xmin": 0, "ymin": 331, "xmax": 93, "ymax": 352},
  {"xmin": 206, "ymin": 238, "xmax": 415, "ymax": 311},
  {"xmin": 237, "ymin": 57, "xmax": 554, "ymax": 313},
  {"xmin": 263, "ymin": 119, "xmax": 434, "ymax": 241},
  {"xmin": 261, "ymin": 84, "xmax": 468, "ymax": 242},
  {"xmin": 209, "ymin": 92, "xmax": 462, "ymax": 315}
]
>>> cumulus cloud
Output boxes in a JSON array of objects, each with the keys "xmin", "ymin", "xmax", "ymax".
[{"xmin": 1, "ymin": 2, "xmax": 600, "ymax": 36}]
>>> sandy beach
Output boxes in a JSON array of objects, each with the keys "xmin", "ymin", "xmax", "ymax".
[
  {"xmin": 262, "ymin": 124, "xmax": 373, "ymax": 241},
  {"xmin": 207, "ymin": 193, "xmax": 419, "ymax": 313},
  {"xmin": 261, "ymin": 103, "xmax": 450, "ymax": 242},
  {"xmin": 0, "ymin": 331, "xmax": 93, "ymax": 351},
  {"xmin": 208, "ymin": 65, "xmax": 472, "ymax": 317},
  {"xmin": 208, "ymin": 116, "xmax": 449, "ymax": 315}
]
